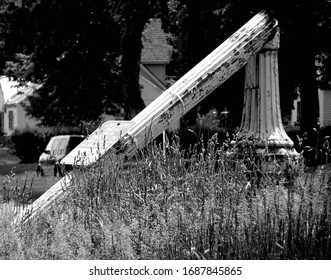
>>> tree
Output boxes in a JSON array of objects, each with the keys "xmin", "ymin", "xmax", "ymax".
[
  {"xmin": 166, "ymin": 0, "xmax": 239, "ymax": 77},
  {"xmin": 293, "ymin": 1, "xmax": 320, "ymax": 132},
  {"xmin": 109, "ymin": 0, "xmax": 168, "ymax": 119},
  {"xmin": 1, "ymin": 0, "xmax": 122, "ymax": 126},
  {"xmin": 167, "ymin": 0, "xmax": 330, "ymax": 133},
  {"xmin": 0, "ymin": 0, "xmax": 169, "ymax": 125},
  {"xmin": 315, "ymin": 0, "xmax": 331, "ymax": 90},
  {"xmin": 2, "ymin": 0, "xmax": 329, "ymax": 130},
  {"xmin": 165, "ymin": 0, "xmax": 248, "ymax": 127}
]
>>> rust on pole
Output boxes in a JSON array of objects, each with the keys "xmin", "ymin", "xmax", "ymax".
[{"xmin": 14, "ymin": 11, "xmax": 279, "ymax": 227}]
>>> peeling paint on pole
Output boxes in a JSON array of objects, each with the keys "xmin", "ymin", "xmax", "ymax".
[{"xmin": 108, "ymin": 11, "xmax": 278, "ymax": 160}]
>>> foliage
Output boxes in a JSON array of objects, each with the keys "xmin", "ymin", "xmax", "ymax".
[
  {"xmin": 317, "ymin": 53, "xmax": 331, "ymax": 89},
  {"xmin": 177, "ymin": 108, "xmax": 237, "ymax": 152},
  {"xmin": 166, "ymin": 0, "xmax": 331, "ymax": 132},
  {"xmin": 10, "ymin": 128, "xmax": 46, "ymax": 163},
  {"xmin": 1, "ymin": 0, "xmax": 122, "ymax": 126},
  {"xmin": 2, "ymin": 1, "xmax": 330, "ymax": 130},
  {"xmin": 0, "ymin": 135, "xmax": 14, "ymax": 149},
  {"xmin": 1, "ymin": 134, "xmax": 331, "ymax": 259},
  {"xmin": 285, "ymin": 124, "xmax": 331, "ymax": 167},
  {"xmin": 9, "ymin": 125, "xmax": 87, "ymax": 163},
  {"xmin": 165, "ymin": 0, "xmax": 245, "ymax": 128},
  {"xmin": 0, "ymin": 0, "xmax": 170, "ymax": 125},
  {"xmin": 166, "ymin": 0, "xmax": 238, "ymax": 78},
  {"xmin": 315, "ymin": 0, "xmax": 331, "ymax": 89},
  {"xmin": 109, "ymin": 0, "xmax": 168, "ymax": 119}
]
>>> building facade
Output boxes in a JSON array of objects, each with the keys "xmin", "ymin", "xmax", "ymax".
[
  {"xmin": 0, "ymin": 77, "xmax": 40, "ymax": 136},
  {"xmin": 291, "ymin": 89, "xmax": 331, "ymax": 127}
]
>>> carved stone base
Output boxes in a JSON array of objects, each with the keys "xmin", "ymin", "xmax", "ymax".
[
  {"xmin": 238, "ymin": 29, "xmax": 301, "ymax": 172},
  {"xmin": 255, "ymin": 147, "xmax": 300, "ymax": 173}
]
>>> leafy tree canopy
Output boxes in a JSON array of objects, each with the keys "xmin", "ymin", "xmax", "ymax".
[
  {"xmin": 1, "ymin": 0, "xmax": 331, "ymax": 131},
  {"xmin": 0, "ymin": 0, "xmax": 167, "ymax": 125},
  {"xmin": 1, "ymin": 0, "xmax": 125, "ymax": 126}
]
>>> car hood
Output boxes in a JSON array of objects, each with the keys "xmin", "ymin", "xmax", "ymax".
[{"xmin": 39, "ymin": 153, "xmax": 64, "ymax": 164}]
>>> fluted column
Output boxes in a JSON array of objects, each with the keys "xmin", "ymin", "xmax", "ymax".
[{"xmin": 240, "ymin": 30, "xmax": 299, "ymax": 159}]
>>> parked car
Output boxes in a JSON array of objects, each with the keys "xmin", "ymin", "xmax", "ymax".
[{"xmin": 37, "ymin": 135, "xmax": 85, "ymax": 176}]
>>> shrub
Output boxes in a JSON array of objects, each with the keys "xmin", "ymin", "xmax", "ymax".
[
  {"xmin": 285, "ymin": 124, "xmax": 331, "ymax": 166},
  {"xmin": 9, "ymin": 124, "xmax": 94, "ymax": 163},
  {"xmin": 0, "ymin": 135, "xmax": 14, "ymax": 149},
  {"xmin": 10, "ymin": 128, "xmax": 47, "ymax": 163},
  {"xmin": 177, "ymin": 109, "xmax": 238, "ymax": 152}
]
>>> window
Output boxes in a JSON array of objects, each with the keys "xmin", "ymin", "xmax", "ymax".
[{"xmin": 8, "ymin": 111, "xmax": 14, "ymax": 130}]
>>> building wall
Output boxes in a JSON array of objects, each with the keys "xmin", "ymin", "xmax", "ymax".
[
  {"xmin": 3, "ymin": 105, "xmax": 17, "ymax": 136},
  {"xmin": 140, "ymin": 76, "xmax": 163, "ymax": 107},
  {"xmin": 144, "ymin": 64, "xmax": 166, "ymax": 84},
  {"xmin": 3, "ymin": 102, "xmax": 38, "ymax": 136},
  {"xmin": 320, "ymin": 89, "xmax": 331, "ymax": 126},
  {"xmin": 319, "ymin": 89, "xmax": 325, "ymax": 125},
  {"xmin": 0, "ymin": 90, "xmax": 4, "ymax": 112},
  {"xmin": 0, "ymin": 112, "xmax": 4, "ymax": 135},
  {"xmin": 0, "ymin": 82, "xmax": 5, "ymax": 135},
  {"xmin": 291, "ymin": 98, "xmax": 300, "ymax": 125},
  {"xmin": 16, "ymin": 102, "xmax": 38, "ymax": 130},
  {"xmin": 291, "ymin": 89, "xmax": 331, "ymax": 127}
]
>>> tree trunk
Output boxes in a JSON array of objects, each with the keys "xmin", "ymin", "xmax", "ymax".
[
  {"xmin": 121, "ymin": 27, "xmax": 145, "ymax": 120},
  {"xmin": 297, "ymin": 3, "xmax": 319, "ymax": 132}
]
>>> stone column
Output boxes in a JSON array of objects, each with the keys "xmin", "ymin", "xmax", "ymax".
[{"xmin": 239, "ymin": 30, "xmax": 299, "ymax": 166}]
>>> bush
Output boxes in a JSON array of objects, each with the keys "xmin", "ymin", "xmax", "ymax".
[
  {"xmin": 285, "ymin": 124, "xmax": 331, "ymax": 166},
  {"xmin": 10, "ymin": 124, "xmax": 94, "ymax": 163},
  {"xmin": 177, "ymin": 109, "xmax": 238, "ymax": 152},
  {"xmin": 0, "ymin": 135, "xmax": 14, "ymax": 149},
  {"xmin": 11, "ymin": 128, "xmax": 47, "ymax": 163}
]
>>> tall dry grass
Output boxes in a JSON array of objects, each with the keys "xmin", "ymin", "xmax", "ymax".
[{"xmin": 1, "ymin": 133, "xmax": 331, "ymax": 259}]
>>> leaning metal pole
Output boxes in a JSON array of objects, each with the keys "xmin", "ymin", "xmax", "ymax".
[
  {"xmin": 14, "ymin": 11, "xmax": 278, "ymax": 227},
  {"xmin": 239, "ymin": 29, "xmax": 299, "ymax": 167}
]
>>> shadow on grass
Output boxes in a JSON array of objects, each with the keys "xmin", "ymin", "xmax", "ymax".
[
  {"xmin": 0, "ymin": 163, "xmax": 38, "ymax": 176},
  {"xmin": 0, "ymin": 163, "xmax": 60, "ymax": 202}
]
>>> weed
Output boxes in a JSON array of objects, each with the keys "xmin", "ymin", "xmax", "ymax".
[{"xmin": 1, "ymin": 133, "xmax": 331, "ymax": 259}]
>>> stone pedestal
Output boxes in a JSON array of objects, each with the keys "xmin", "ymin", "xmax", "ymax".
[{"xmin": 239, "ymin": 30, "xmax": 300, "ymax": 170}]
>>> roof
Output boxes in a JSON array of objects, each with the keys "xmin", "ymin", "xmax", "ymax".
[
  {"xmin": 0, "ymin": 76, "xmax": 21, "ymax": 102},
  {"xmin": 0, "ymin": 76, "xmax": 41, "ymax": 106},
  {"xmin": 141, "ymin": 18, "xmax": 173, "ymax": 65},
  {"xmin": 6, "ymin": 86, "xmax": 35, "ymax": 105}
]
